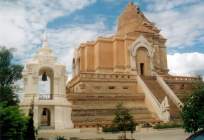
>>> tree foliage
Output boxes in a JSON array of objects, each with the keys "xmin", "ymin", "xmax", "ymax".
[
  {"xmin": 181, "ymin": 85, "xmax": 204, "ymax": 133},
  {"xmin": 24, "ymin": 109, "xmax": 36, "ymax": 140},
  {"xmin": 0, "ymin": 47, "xmax": 32, "ymax": 140},
  {"xmin": 0, "ymin": 103, "xmax": 28, "ymax": 140},
  {"xmin": 0, "ymin": 47, "xmax": 23, "ymax": 106},
  {"xmin": 0, "ymin": 47, "xmax": 23, "ymax": 87},
  {"xmin": 112, "ymin": 104, "xmax": 136, "ymax": 138},
  {"xmin": 0, "ymin": 86, "xmax": 19, "ymax": 106}
]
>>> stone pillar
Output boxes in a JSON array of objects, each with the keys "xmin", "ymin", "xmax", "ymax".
[
  {"xmin": 33, "ymin": 106, "xmax": 39, "ymax": 128},
  {"xmin": 54, "ymin": 106, "xmax": 73, "ymax": 129}
]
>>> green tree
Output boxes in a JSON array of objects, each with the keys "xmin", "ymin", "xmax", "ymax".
[
  {"xmin": 0, "ymin": 103, "xmax": 28, "ymax": 140},
  {"xmin": 24, "ymin": 104, "xmax": 36, "ymax": 140},
  {"xmin": 0, "ymin": 86, "xmax": 19, "ymax": 106},
  {"xmin": 113, "ymin": 104, "xmax": 136, "ymax": 139},
  {"xmin": 0, "ymin": 47, "xmax": 23, "ymax": 86},
  {"xmin": 0, "ymin": 47, "xmax": 23, "ymax": 106},
  {"xmin": 0, "ymin": 47, "xmax": 32, "ymax": 140},
  {"xmin": 181, "ymin": 84, "xmax": 204, "ymax": 133}
]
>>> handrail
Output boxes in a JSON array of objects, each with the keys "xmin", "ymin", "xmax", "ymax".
[
  {"xmin": 161, "ymin": 75, "xmax": 200, "ymax": 82},
  {"xmin": 137, "ymin": 75, "xmax": 168, "ymax": 121},
  {"xmin": 39, "ymin": 94, "xmax": 53, "ymax": 100},
  {"xmin": 156, "ymin": 74, "xmax": 183, "ymax": 109}
]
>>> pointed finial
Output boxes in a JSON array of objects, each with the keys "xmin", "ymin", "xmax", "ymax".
[
  {"xmin": 42, "ymin": 31, "xmax": 48, "ymax": 48},
  {"xmin": 43, "ymin": 31, "xmax": 48, "ymax": 42},
  {"xmin": 129, "ymin": 1, "xmax": 134, "ymax": 5}
]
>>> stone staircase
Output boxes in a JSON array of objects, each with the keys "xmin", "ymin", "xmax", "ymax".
[
  {"xmin": 168, "ymin": 85, "xmax": 193, "ymax": 103},
  {"xmin": 68, "ymin": 92, "xmax": 158, "ymax": 128},
  {"xmin": 141, "ymin": 76, "xmax": 180, "ymax": 120},
  {"xmin": 163, "ymin": 76, "xmax": 199, "ymax": 104},
  {"xmin": 72, "ymin": 108, "xmax": 155, "ymax": 127}
]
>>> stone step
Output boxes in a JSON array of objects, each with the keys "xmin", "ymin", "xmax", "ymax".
[
  {"xmin": 142, "ymin": 77, "xmax": 166, "ymax": 103},
  {"xmin": 72, "ymin": 108, "xmax": 152, "ymax": 116},
  {"xmin": 68, "ymin": 94, "xmax": 145, "ymax": 101},
  {"xmin": 142, "ymin": 76, "xmax": 180, "ymax": 119},
  {"xmin": 71, "ymin": 101, "xmax": 145, "ymax": 109},
  {"xmin": 68, "ymin": 92, "xmax": 144, "ymax": 96},
  {"xmin": 72, "ymin": 114, "xmax": 154, "ymax": 120},
  {"xmin": 72, "ymin": 103, "xmax": 146, "ymax": 109},
  {"xmin": 72, "ymin": 115, "xmax": 159, "ymax": 128},
  {"xmin": 72, "ymin": 114, "xmax": 155, "ymax": 123},
  {"xmin": 71, "ymin": 99, "xmax": 145, "ymax": 103}
]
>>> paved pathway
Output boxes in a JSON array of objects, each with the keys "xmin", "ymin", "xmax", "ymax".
[{"xmin": 38, "ymin": 128, "xmax": 190, "ymax": 140}]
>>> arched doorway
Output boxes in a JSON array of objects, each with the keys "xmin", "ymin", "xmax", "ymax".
[
  {"xmin": 40, "ymin": 108, "xmax": 51, "ymax": 126},
  {"xmin": 136, "ymin": 47, "xmax": 151, "ymax": 76}
]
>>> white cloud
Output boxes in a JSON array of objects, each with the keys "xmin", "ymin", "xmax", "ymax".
[
  {"xmin": 168, "ymin": 52, "xmax": 204, "ymax": 76},
  {"xmin": 143, "ymin": 0, "xmax": 201, "ymax": 12},
  {"xmin": 0, "ymin": 0, "xmax": 114, "ymax": 79},
  {"xmin": 0, "ymin": 0, "xmax": 96, "ymax": 56},
  {"xmin": 144, "ymin": 1, "xmax": 204, "ymax": 48},
  {"xmin": 24, "ymin": 0, "xmax": 96, "ymax": 25},
  {"xmin": 0, "ymin": 3, "xmax": 27, "ymax": 52}
]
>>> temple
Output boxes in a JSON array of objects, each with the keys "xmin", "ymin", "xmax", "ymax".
[{"xmin": 67, "ymin": 3, "xmax": 200, "ymax": 128}]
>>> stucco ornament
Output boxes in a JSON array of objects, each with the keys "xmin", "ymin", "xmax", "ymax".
[
  {"xmin": 160, "ymin": 96, "xmax": 170, "ymax": 122},
  {"xmin": 129, "ymin": 35, "xmax": 154, "ymax": 74}
]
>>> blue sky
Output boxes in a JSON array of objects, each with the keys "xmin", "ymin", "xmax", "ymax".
[{"xmin": 0, "ymin": 0, "xmax": 204, "ymax": 78}]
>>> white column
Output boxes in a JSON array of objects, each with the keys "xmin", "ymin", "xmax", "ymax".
[{"xmin": 33, "ymin": 106, "xmax": 39, "ymax": 129}]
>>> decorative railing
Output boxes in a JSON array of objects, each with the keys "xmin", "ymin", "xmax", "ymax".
[
  {"xmin": 68, "ymin": 94, "xmax": 145, "ymax": 101},
  {"xmin": 137, "ymin": 75, "xmax": 170, "ymax": 122},
  {"xmin": 161, "ymin": 75, "xmax": 200, "ymax": 82},
  {"xmin": 39, "ymin": 94, "xmax": 53, "ymax": 100},
  {"xmin": 79, "ymin": 73, "xmax": 135, "ymax": 79},
  {"xmin": 69, "ymin": 72, "xmax": 137, "ymax": 86}
]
